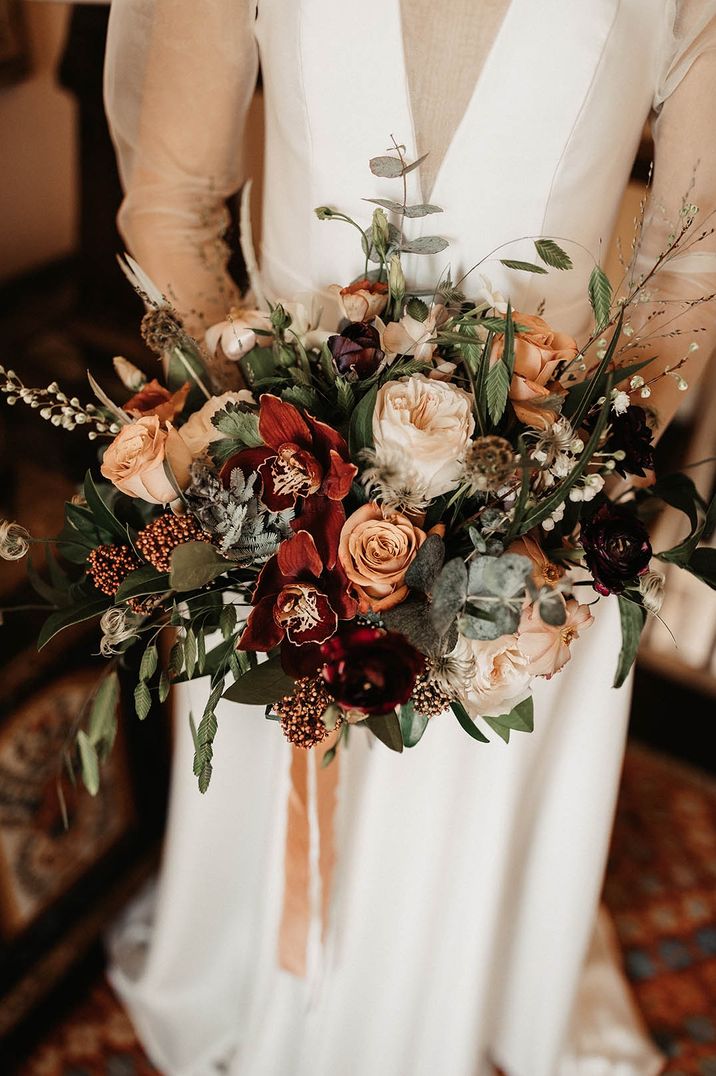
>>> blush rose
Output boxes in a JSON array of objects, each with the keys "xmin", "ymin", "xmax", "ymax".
[{"xmin": 101, "ymin": 415, "xmax": 192, "ymax": 504}]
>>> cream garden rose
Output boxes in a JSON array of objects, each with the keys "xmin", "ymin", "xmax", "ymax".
[
  {"xmin": 372, "ymin": 374, "xmax": 475, "ymax": 500},
  {"xmin": 101, "ymin": 415, "xmax": 192, "ymax": 504},
  {"xmin": 179, "ymin": 390, "xmax": 255, "ymax": 458},
  {"xmin": 454, "ymin": 633, "xmax": 532, "ymax": 719}
]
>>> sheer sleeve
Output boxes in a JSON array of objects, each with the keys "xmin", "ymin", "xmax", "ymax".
[
  {"xmin": 626, "ymin": 1, "xmax": 716, "ymax": 436},
  {"xmin": 104, "ymin": 0, "xmax": 259, "ymax": 335}
]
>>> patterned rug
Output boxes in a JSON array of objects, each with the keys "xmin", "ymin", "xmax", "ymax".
[{"xmin": 15, "ymin": 741, "xmax": 716, "ymax": 1076}]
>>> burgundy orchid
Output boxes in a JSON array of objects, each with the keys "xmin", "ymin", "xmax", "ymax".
[
  {"xmin": 221, "ymin": 394, "xmax": 357, "ymax": 567},
  {"xmin": 238, "ymin": 530, "xmax": 357, "ymax": 677}
]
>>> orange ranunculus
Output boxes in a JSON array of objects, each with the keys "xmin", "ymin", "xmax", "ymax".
[
  {"xmin": 123, "ymin": 378, "xmax": 191, "ymax": 424},
  {"xmin": 338, "ymin": 502, "xmax": 443, "ymax": 613},
  {"xmin": 494, "ymin": 312, "xmax": 578, "ymax": 429}
]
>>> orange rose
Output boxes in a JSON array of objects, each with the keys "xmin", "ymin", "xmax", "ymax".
[
  {"xmin": 123, "ymin": 378, "xmax": 191, "ymax": 424},
  {"xmin": 338, "ymin": 502, "xmax": 441, "ymax": 613},
  {"xmin": 101, "ymin": 415, "xmax": 192, "ymax": 504},
  {"xmin": 494, "ymin": 312, "xmax": 578, "ymax": 429},
  {"xmin": 332, "ymin": 279, "xmax": 389, "ymax": 322}
]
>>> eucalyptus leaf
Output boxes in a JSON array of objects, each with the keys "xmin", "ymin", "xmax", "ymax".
[
  {"xmin": 404, "ymin": 533, "xmax": 445, "ymax": 593},
  {"xmin": 169, "ymin": 542, "xmax": 233, "ymax": 592},
  {"xmin": 400, "ymin": 235, "xmax": 449, "ymax": 255},
  {"xmin": 223, "ymin": 654, "xmax": 296, "ymax": 705},
  {"xmin": 364, "ymin": 197, "xmax": 443, "ymax": 218},
  {"xmin": 382, "ymin": 599, "xmax": 445, "ymax": 654},
  {"xmin": 538, "ymin": 590, "xmax": 568, "ymax": 627},
  {"xmin": 613, "ymin": 596, "xmax": 646, "ymax": 688},
  {"xmin": 430, "ymin": 557, "xmax": 468, "ymax": 637},
  {"xmin": 369, "ymin": 152, "xmax": 428, "ymax": 178},
  {"xmin": 482, "ymin": 553, "xmax": 532, "ymax": 598}
]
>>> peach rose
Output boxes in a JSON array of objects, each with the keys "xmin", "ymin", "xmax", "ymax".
[
  {"xmin": 331, "ymin": 279, "xmax": 389, "ymax": 322},
  {"xmin": 178, "ymin": 390, "xmax": 255, "ymax": 458},
  {"xmin": 494, "ymin": 312, "xmax": 578, "ymax": 429},
  {"xmin": 101, "ymin": 415, "xmax": 192, "ymax": 504},
  {"xmin": 517, "ymin": 595, "xmax": 594, "ymax": 678},
  {"xmin": 338, "ymin": 502, "xmax": 441, "ymax": 613}
]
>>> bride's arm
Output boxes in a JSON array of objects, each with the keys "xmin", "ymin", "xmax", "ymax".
[
  {"xmin": 627, "ymin": 4, "xmax": 716, "ymax": 437},
  {"xmin": 104, "ymin": 0, "xmax": 259, "ymax": 336}
]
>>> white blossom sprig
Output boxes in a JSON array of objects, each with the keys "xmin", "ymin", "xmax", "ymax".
[{"xmin": 0, "ymin": 365, "xmax": 121, "ymax": 440}]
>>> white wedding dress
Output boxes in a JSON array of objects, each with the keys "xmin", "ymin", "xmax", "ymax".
[{"xmin": 103, "ymin": 2, "xmax": 716, "ymax": 1073}]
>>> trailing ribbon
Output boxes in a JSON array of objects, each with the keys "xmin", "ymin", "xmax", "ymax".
[{"xmin": 278, "ymin": 732, "xmax": 340, "ymax": 976}]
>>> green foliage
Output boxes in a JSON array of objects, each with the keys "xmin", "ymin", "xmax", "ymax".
[
  {"xmin": 77, "ymin": 731, "xmax": 100, "ymax": 796},
  {"xmin": 500, "ymin": 259, "xmax": 547, "ymax": 274},
  {"xmin": 451, "ymin": 700, "xmax": 489, "ymax": 742},
  {"xmin": 83, "ymin": 471, "xmax": 128, "ymax": 543},
  {"xmin": 588, "ymin": 266, "xmax": 613, "ymax": 330},
  {"xmin": 400, "ymin": 236, "xmax": 449, "ymax": 255},
  {"xmin": 369, "ymin": 152, "xmax": 428, "ymax": 178},
  {"xmin": 37, "ymin": 595, "xmax": 109, "ymax": 651},
  {"xmin": 430, "ymin": 557, "xmax": 468, "ymax": 637},
  {"xmin": 348, "ymin": 384, "xmax": 378, "ymax": 457},
  {"xmin": 223, "ymin": 654, "xmax": 296, "ymax": 705},
  {"xmin": 169, "ymin": 542, "xmax": 232, "ymax": 592},
  {"xmin": 211, "ymin": 402, "xmax": 262, "ymax": 445},
  {"xmin": 335, "ymin": 376, "xmax": 356, "ymax": 418},
  {"xmin": 613, "ymin": 597, "xmax": 646, "ymax": 688},
  {"xmin": 486, "ymin": 359, "xmax": 511, "ymax": 426},
  {"xmin": 364, "ymin": 197, "xmax": 443, "ymax": 218},
  {"xmin": 134, "ymin": 680, "xmax": 152, "ymax": 721},
  {"xmin": 404, "ymin": 534, "xmax": 445, "ymax": 593},
  {"xmin": 534, "ymin": 239, "xmax": 573, "ymax": 270},
  {"xmin": 564, "ymin": 307, "xmax": 623, "ymax": 430},
  {"xmin": 364, "ymin": 711, "xmax": 403, "ymax": 752},
  {"xmin": 406, "ymin": 296, "xmax": 429, "ymax": 322},
  {"xmin": 399, "ymin": 701, "xmax": 430, "ymax": 747},
  {"xmin": 482, "ymin": 696, "xmax": 534, "ymax": 743},
  {"xmin": 115, "ymin": 566, "xmax": 170, "ymax": 603}
]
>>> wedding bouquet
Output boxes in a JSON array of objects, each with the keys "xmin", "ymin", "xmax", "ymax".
[{"xmin": 2, "ymin": 144, "xmax": 714, "ymax": 795}]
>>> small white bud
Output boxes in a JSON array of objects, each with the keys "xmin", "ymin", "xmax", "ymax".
[{"xmin": 640, "ymin": 386, "xmax": 651, "ymax": 399}]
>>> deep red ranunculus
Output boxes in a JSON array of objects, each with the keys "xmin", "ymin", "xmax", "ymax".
[
  {"xmin": 238, "ymin": 530, "xmax": 357, "ymax": 676},
  {"xmin": 220, "ymin": 395, "xmax": 356, "ymax": 568},
  {"xmin": 580, "ymin": 502, "xmax": 652, "ymax": 596},
  {"xmin": 320, "ymin": 625, "xmax": 425, "ymax": 715},
  {"xmin": 327, "ymin": 321, "xmax": 385, "ymax": 380}
]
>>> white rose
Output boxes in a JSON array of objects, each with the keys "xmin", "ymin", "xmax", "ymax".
[
  {"xmin": 378, "ymin": 303, "xmax": 448, "ymax": 364},
  {"xmin": 455, "ymin": 633, "xmax": 532, "ymax": 719},
  {"xmin": 372, "ymin": 374, "xmax": 475, "ymax": 500},
  {"xmin": 179, "ymin": 391, "xmax": 255, "ymax": 457}
]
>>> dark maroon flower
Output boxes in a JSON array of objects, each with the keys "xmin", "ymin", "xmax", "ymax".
[
  {"xmin": 327, "ymin": 321, "xmax": 385, "ymax": 380},
  {"xmin": 607, "ymin": 406, "xmax": 655, "ymax": 478},
  {"xmin": 320, "ymin": 625, "xmax": 425, "ymax": 715},
  {"xmin": 580, "ymin": 503, "xmax": 652, "ymax": 596},
  {"xmin": 238, "ymin": 530, "xmax": 357, "ymax": 677}
]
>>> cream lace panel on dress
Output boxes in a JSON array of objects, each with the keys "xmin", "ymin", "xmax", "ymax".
[{"xmin": 399, "ymin": 0, "xmax": 510, "ymax": 202}]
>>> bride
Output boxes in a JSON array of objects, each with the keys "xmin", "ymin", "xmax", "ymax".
[{"xmin": 104, "ymin": 2, "xmax": 716, "ymax": 1074}]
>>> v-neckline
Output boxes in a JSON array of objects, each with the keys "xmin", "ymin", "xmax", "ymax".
[{"xmin": 396, "ymin": 0, "xmax": 517, "ymax": 207}]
